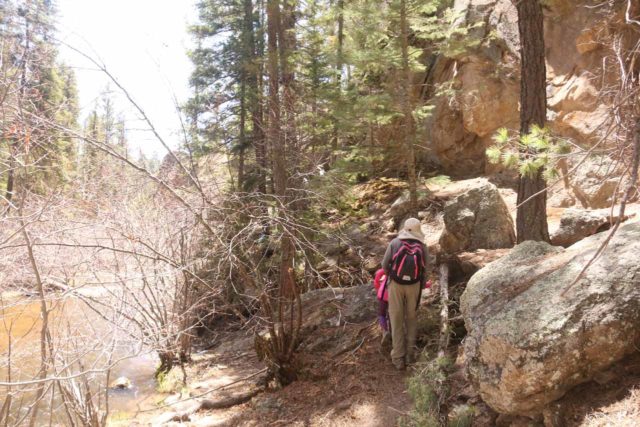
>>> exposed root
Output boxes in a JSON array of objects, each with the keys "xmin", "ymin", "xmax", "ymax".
[{"xmin": 162, "ymin": 388, "xmax": 263, "ymax": 423}]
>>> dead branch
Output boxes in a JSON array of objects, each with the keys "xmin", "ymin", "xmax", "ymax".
[{"xmin": 437, "ymin": 263, "xmax": 450, "ymax": 357}]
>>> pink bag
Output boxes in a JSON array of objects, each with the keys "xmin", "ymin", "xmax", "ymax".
[{"xmin": 373, "ymin": 269, "xmax": 389, "ymax": 302}]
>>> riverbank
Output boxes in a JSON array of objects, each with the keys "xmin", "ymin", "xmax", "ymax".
[{"xmin": 117, "ymin": 304, "xmax": 419, "ymax": 427}]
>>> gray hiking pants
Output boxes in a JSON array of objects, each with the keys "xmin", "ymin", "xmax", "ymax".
[{"xmin": 388, "ymin": 280, "xmax": 421, "ymax": 364}]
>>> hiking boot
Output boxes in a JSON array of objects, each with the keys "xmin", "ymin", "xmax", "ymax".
[
  {"xmin": 380, "ymin": 331, "xmax": 391, "ymax": 349},
  {"xmin": 405, "ymin": 352, "xmax": 416, "ymax": 366},
  {"xmin": 393, "ymin": 358, "xmax": 405, "ymax": 371}
]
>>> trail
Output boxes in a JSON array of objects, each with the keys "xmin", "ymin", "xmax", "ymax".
[{"xmin": 121, "ymin": 322, "xmax": 416, "ymax": 426}]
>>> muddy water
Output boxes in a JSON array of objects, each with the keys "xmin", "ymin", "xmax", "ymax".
[{"xmin": 0, "ymin": 293, "xmax": 161, "ymax": 425}]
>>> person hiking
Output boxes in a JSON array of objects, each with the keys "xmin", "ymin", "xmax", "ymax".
[{"xmin": 381, "ymin": 217, "xmax": 429, "ymax": 370}]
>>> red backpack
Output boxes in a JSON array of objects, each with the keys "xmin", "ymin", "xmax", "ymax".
[{"xmin": 389, "ymin": 239, "xmax": 425, "ymax": 285}]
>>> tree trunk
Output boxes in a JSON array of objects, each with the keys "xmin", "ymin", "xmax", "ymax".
[
  {"xmin": 267, "ymin": 0, "xmax": 282, "ymax": 196},
  {"xmin": 400, "ymin": 0, "xmax": 418, "ymax": 213},
  {"xmin": 5, "ymin": 155, "xmax": 15, "ymax": 211},
  {"xmin": 331, "ymin": 0, "xmax": 344, "ymax": 160},
  {"xmin": 278, "ymin": 0, "xmax": 298, "ymax": 169},
  {"xmin": 274, "ymin": 0, "xmax": 297, "ymax": 297},
  {"xmin": 244, "ymin": 0, "xmax": 267, "ymax": 195},
  {"xmin": 238, "ymin": 80, "xmax": 247, "ymax": 190},
  {"xmin": 156, "ymin": 352, "xmax": 175, "ymax": 378},
  {"xmin": 515, "ymin": 0, "xmax": 550, "ymax": 243},
  {"xmin": 6, "ymin": 1, "xmax": 32, "ymax": 215},
  {"xmin": 438, "ymin": 263, "xmax": 450, "ymax": 357}
]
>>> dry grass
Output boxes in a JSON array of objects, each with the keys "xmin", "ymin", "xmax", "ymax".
[{"xmin": 582, "ymin": 388, "xmax": 640, "ymax": 427}]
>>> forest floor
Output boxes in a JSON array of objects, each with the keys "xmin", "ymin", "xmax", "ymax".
[{"xmin": 116, "ymin": 320, "xmax": 417, "ymax": 427}]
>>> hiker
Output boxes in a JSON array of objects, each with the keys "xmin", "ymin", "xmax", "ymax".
[
  {"xmin": 372, "ymin": 268, "xmax": 391, "ymax": 347},
  {"xmin": 381, "ymin": 217, "xmax": 429, "ymax": 370}
]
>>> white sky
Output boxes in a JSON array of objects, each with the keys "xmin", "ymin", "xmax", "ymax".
[{"xmin": 56, "ymin": 0, "xmax": 197, "ymax": 158}]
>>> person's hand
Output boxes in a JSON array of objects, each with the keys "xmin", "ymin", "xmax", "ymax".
[{"xmin": 424, "ymin": 279, "xmax": 432, "ymax": 289}]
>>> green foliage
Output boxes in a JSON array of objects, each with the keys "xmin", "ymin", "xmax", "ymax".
[
  {"xmin": 486, "ymin": 146, "xmax": 502, "ymax": 164},
  {"xmin": 411, "ymin": 4, "xmax": 486, "ymax": 59},
  {"xmin": 425, "ymin": 174, "xmax": 451, "ymax": 186},
  {"xmin": 493, "ymin": 127, "xmax": 509, "ymax": 145},
  {"xmin": 400, "ymin": 354, "xmax": 453, "ymax": 427},
  {"xmin": 413, "ymin": 105, "xmax": 436, "ymax": 122},
  {"xmin": 184, "ymin": 0, "xmax": 484, "ymax": 193},
  {"xmin": 487, "ymin": 127, "xmax": 571, "ymax": 180},
  {"xmin": 156, "ymin": 368, "xmax": 185, "ymax": 394},
  {"xmin": 329, "ymin": 145, "xmax": 383, "ymax": 185},
  {"xmin": 0, "ymin": 0, "xmax": 80, "ymax": 194},
  {"xmin": 186, "ymin": 0, "xmax": 260, "ymax": 158},
  {"xmin": 448, "ymin": 404, "xmax": 475, "ymax": 427}
]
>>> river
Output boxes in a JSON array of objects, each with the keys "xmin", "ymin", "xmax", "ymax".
[{"xmin": 0, "ymin": 292, "xmax": 161, "ymax": 425}]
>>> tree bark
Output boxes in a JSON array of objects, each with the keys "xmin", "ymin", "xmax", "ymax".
[
  {"xmin": 274, "ymin": 0, "xmax": 298, "ymax": 299},
  {"xmin": 400, "ymin": 0, "xmax": 418, "ymax": 213},
  {"xmin": 5, "ymin": 155, "xmax": 15, "ymax": 211},
  {"xmin": 515, "ymin": 0, "xmax": 550, "ymax": 243},
  {"xmin": 266, "ymin": 0, "xmax": 294, "ymax": 298},
  {"xmin": 267, "ymin": 0, "xmax": 282, "ymax": 196},
  {"xmin": 244, "ymin": 0, "xmax": 267, "ymax": 194},
  {"xmin": 331, "ymin": 0, "xmax": 344, "ymax": 160},
  {"xmin": 278, "ymin": 0, "xmax": 298, "ymax": 171},
  {"xmin": 438, "ymin": 263, "xmax": 450, "ymax": 357},
  {"xmin": 238, "ymin": 80, "xmax": 247, "ymax": 190}
]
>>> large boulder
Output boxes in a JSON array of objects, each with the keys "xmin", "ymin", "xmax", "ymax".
[
  {"xmin": 550, "ymin": 208, "xmax": 630, "ymax": 247},
  {"xmin": 460, "ymin": 222, "xmax": 640, "ymax": 416},
  {"xmin": 299, "ymin": 285, "xmax": 377, "ymax": 331},
  {"xmin": 385, "ymin": 189, "xmax": 433, "ymax": 226},
  {"xmin": 448, "ymin": 248, "xmax": 511, "ymax": 281},
  {"xmin": 570, "ymin": 157, "xmax": 623, "ymax": 209},
  {"xmin": 439, "ymin": 180, "xmax": 515, "ymax": 254}
]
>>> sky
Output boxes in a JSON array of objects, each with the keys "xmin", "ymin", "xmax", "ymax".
[{"xmin": 56, "ymin": 0, "xmax": 197, "ymax": 159}]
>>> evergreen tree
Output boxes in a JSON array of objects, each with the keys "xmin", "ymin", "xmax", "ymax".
[
  {"xmin": 187, "ymin": 0, "xmax": 264, "ymax": 191},
  {"xmin": 514, "ymin": 0, "xmax": 550, "ymax": 243},
  {"xmin": 0, "ymin": 0, "xmax": 79, "ymax": 206}
]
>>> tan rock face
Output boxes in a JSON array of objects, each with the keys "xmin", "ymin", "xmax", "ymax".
[
  {"xmin": 459, "ymin": 61, "xmax": 520, "ymax": 138},
  {"xmin": 548, "ymin": 74, "xmax": 599, "ymax": 113},
  {"xmin": 461, "ymin": 223, "xmax": 640, "ymax": 416},
  {"xmin": 426, "ymin": 0, "xmax": 633, "ymax": 178},
  {"xmin": 428, "ymin": 0, "xmax": 520, "ymax": 177},
  {"xmin": 431, "ymin": 96, "xmax": 486, "ymax": 176}
]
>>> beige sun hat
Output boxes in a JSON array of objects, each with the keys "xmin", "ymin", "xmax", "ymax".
[{"xmin": 397, "ymin": 217, "xmax": 425, "ymax": 242}]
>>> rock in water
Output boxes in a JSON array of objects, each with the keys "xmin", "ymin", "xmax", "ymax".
[
  {"xmin": 460, "ymin": 222, "xmax": 640, "ymax": 416},
  {"xmin": 110, "ymin": 376, "xmax": 132, "ymax": 390},
  {"xmin": 550, "ymin": 208, "xmax": 630, "ymax": 247},
  {"xmin": 439, "ymin": 180, "xmax": 515, "ymax": 254}
]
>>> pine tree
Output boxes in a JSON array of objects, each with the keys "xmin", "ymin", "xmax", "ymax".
[
  {"xmin": 1, "ymin": 0, "xmax": 79, "ymax": 207},
  {"xmin": 514, "ymin": 0, "xmax": 550, "ymax": 243},
  {"xmin": 187, "ymin": 0, "xmax": 265, "ymax": 191}
]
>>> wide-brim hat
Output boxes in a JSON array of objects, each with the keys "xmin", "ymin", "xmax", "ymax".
[{"xmin": 397, "ymin": 217, "xmax": 425, "ymax": 242}]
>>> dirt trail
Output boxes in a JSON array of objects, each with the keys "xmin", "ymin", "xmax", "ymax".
[{"xmin": 120, "ymin": 321, "xmax": 415, "ymax": 427}]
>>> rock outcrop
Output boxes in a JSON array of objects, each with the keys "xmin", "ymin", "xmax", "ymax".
[
  {"xmin": 569, "ymin": 157, "xmax": 623, "ymax": 209},
  {"xmin": 447, "ymin": 248, "xmax": 511, "ymax": 281},
  {"xmin": 426, "ymin": 0, "xmax": 520, "ymax": 177},
  {"xmin": 439, "ymin": 180, "xmax": 515, "ymax": 253},
  {"xmin": 461, "ymin": 222, "xmax": 640, "ymax": 416},
  {"xmin": 550, "ymin": 208, "xmax": 630, "ymax": 247},
  {"xmin": 424, "ymin": 0, "xmax": 635, "ymax": 181},
  {"xmin": 299, "ymin": 285, "xmax": 377, "ymax": 331}
]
